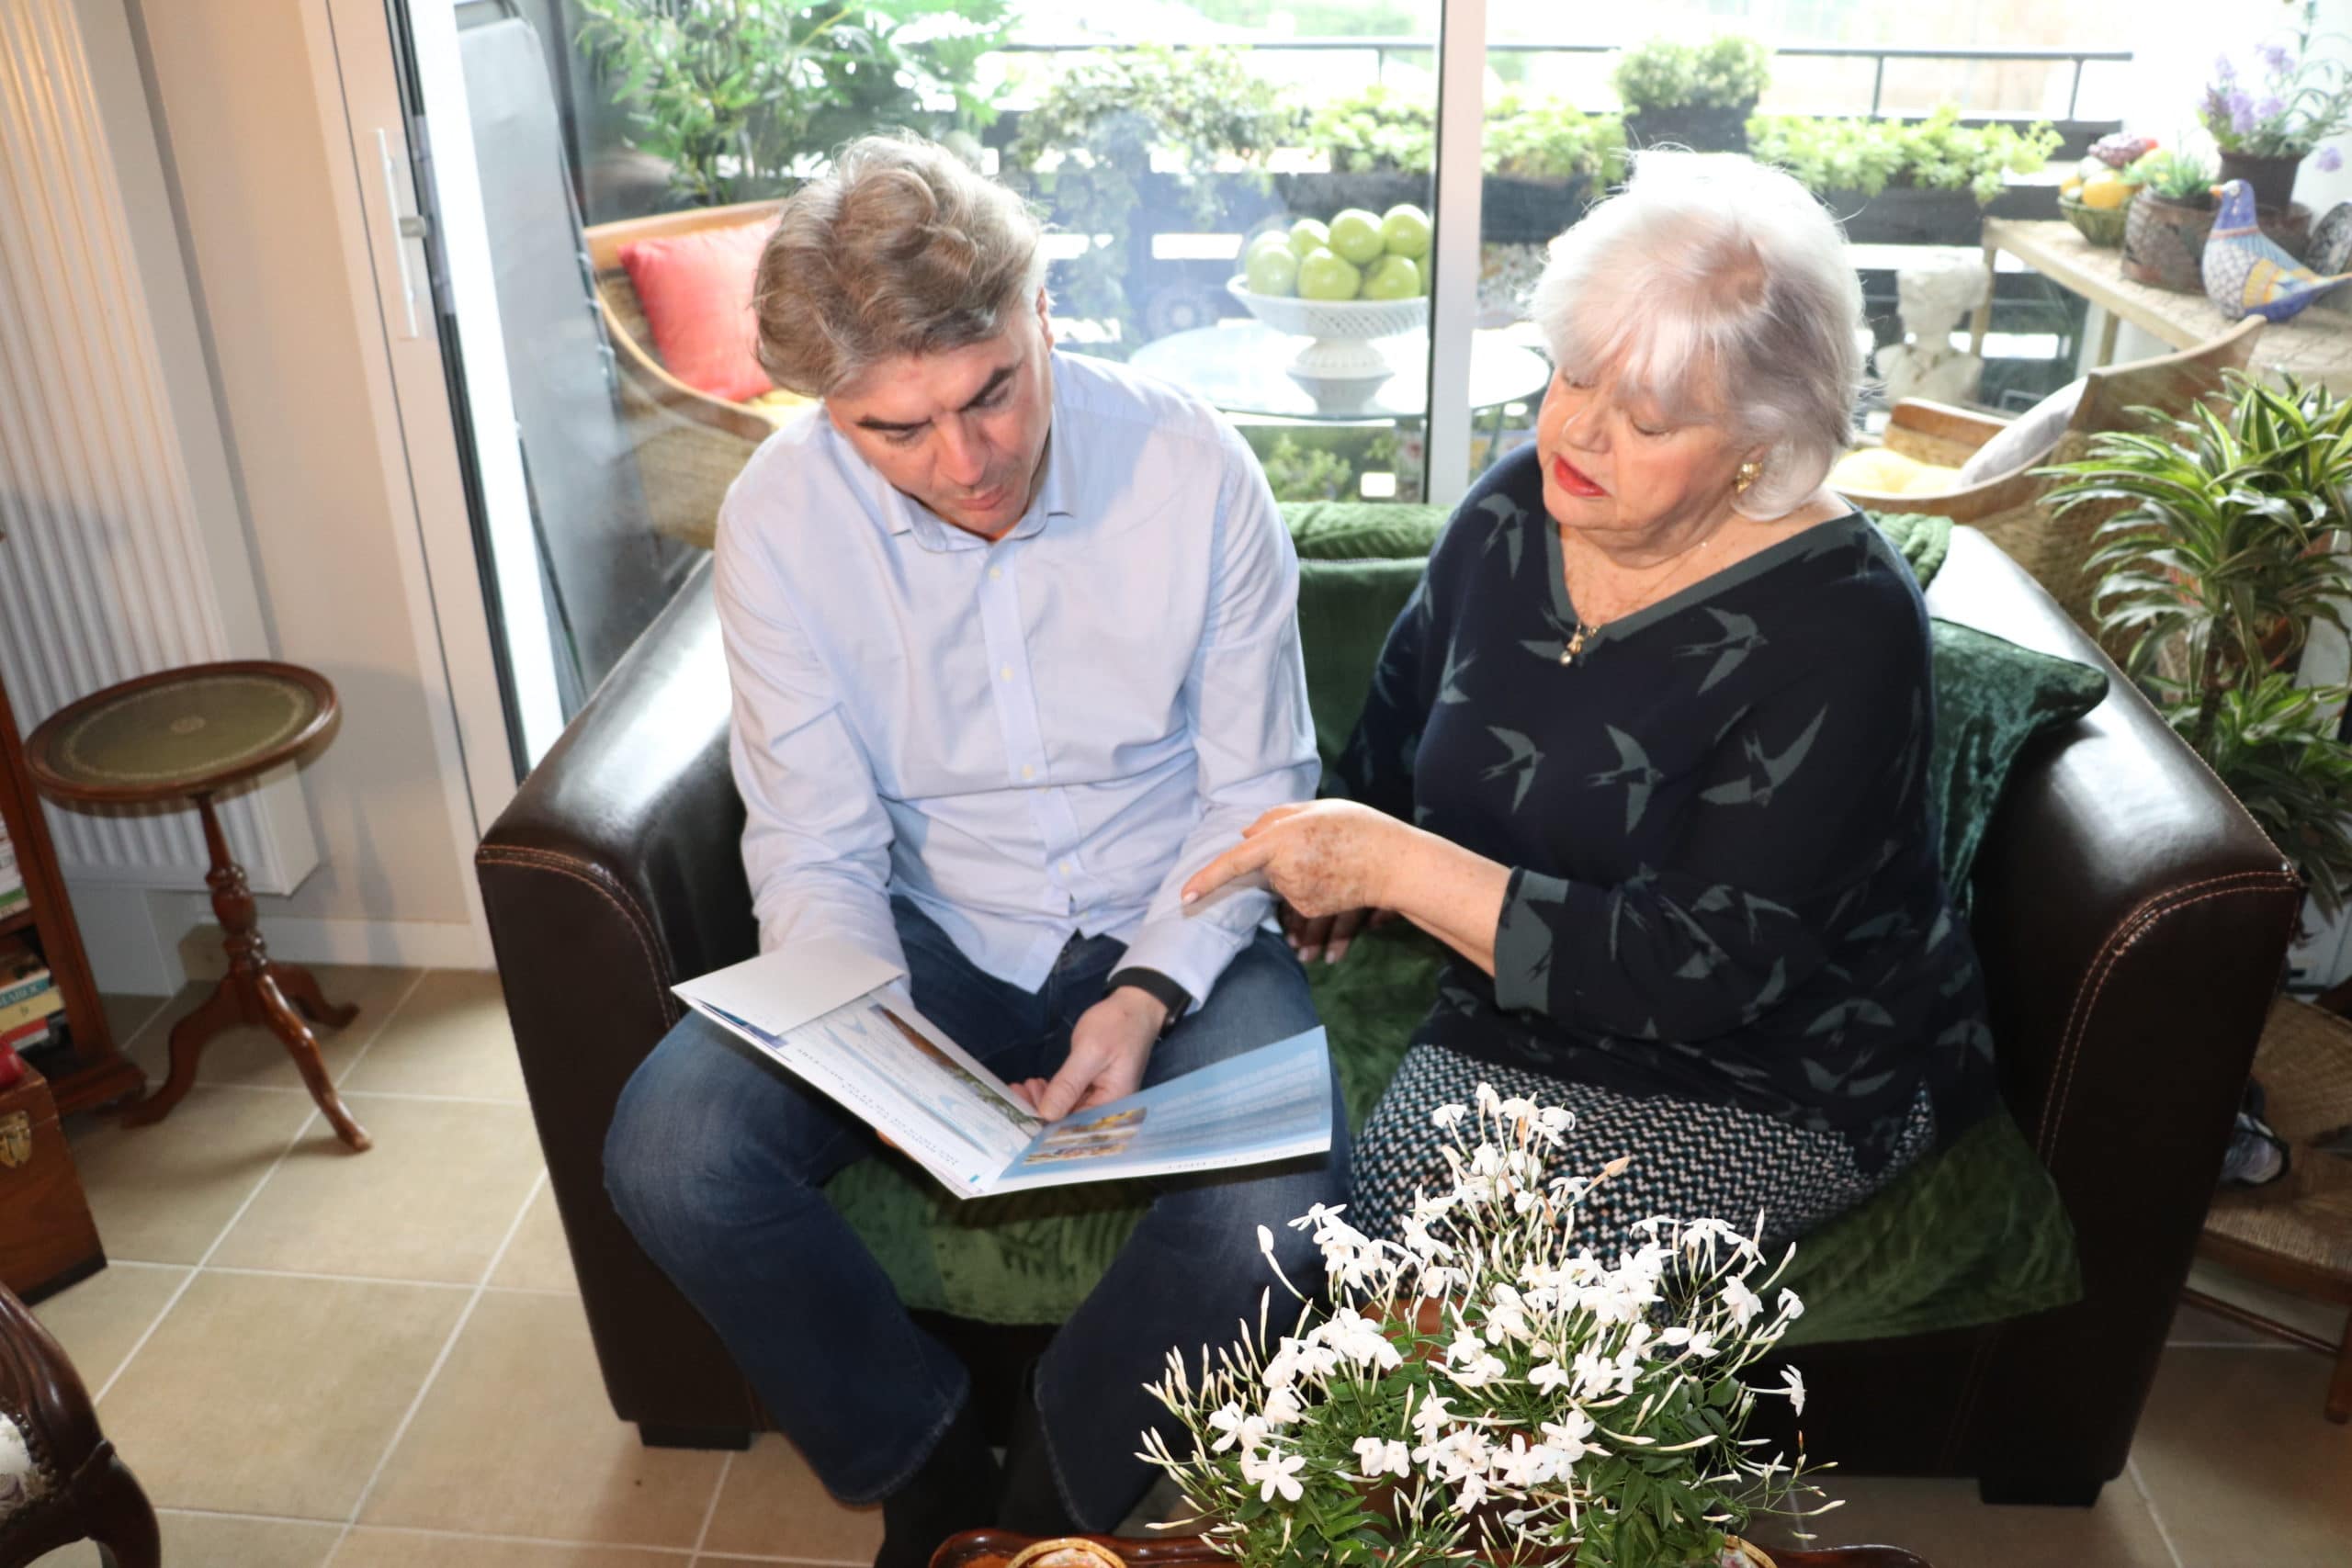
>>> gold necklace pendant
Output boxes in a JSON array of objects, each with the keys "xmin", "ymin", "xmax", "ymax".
[{"xmin": 1561, "ymin": 626, "xmax": 1589, "ymax": 665}]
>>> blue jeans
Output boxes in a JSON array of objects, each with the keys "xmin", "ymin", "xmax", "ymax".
[{"xmin": 605, "ymin": 899, "xmax": 1348, "ymax": 1527}]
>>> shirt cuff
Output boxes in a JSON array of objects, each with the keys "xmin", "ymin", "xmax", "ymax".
[
  {"xmin": 1492, "ymin": 868, "xmax": 1573, "ymax": 1016},
  {"xmin": 1105, "ymin": 966, "xmax": 1193, "ymax": 1034},
  {"xmin": 1114, "ymin": 917, "xmax": 1250, "ymax": 1020}
]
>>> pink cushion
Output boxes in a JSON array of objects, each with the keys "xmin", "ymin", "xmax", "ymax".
[{"xmin": 618, "ymin": 220, "xmax": 775, "ymax": 403}]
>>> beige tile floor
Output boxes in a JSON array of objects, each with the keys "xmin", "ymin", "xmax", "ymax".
[{"xmin": 20, "ymin": 969, "xmax": 2351, "ymax": 1567}]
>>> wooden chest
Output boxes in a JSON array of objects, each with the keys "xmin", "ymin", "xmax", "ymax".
[{"xmin": 0, "ymin": 1066, "xmax": 102, "ymax": 1302}]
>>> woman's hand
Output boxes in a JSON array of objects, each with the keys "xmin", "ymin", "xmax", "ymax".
[
  {"xmin": 1282, "ymin": 902, "xmax": 1397, "ymax": 964},
  {"xmin": 1184, "ymin": 802, "xmax": 1411, "ymax": 929}
]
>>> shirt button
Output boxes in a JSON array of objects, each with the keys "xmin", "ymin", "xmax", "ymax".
[
  {"xmin": 999, "ymin": 666, "xmax": 1012, "ymax": 682},
  {"xmin": 1059, "ymin": 860, "xmax": 1072, "ymax": 875},
  {"xmin": 1021, "ymin": 764, "xmax": 1035, "ymax": 780},
  {"xmin": 989, "ymin": 567, "xmax": 1002, "ymax": 581}
]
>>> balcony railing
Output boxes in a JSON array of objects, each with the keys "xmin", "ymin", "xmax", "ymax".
[{"xmin": 997, "ymin": 39, "xmax": 2132, "ymax": 121}]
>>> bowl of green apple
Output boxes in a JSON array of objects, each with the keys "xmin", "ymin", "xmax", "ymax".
[{"xmin": 1229, "ymin": 205, "xmax": 1431, "ymax": 383}]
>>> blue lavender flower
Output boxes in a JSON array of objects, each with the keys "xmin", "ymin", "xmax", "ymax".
[
  {"xmin": 2256, "ymin": 95, "xmax": 2287, "ymax": 122},
  {"xmin": 2216, "ymin": 53, "xmax": 2239, "ymax": 84},
  {"xmin": 2321, "ymin": 146, "xmax": 2345, "ymax": 174},
  {"xmin": 2258, "ymin": 43, "xmax": 2293, "ymax": 75},
  {"xmin": 2230, "ymin": 89, "xmax": 2257, "ymax": 135}
]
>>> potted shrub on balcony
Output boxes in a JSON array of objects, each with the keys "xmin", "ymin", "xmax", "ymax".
[
  {"xmin": 1287, "ymin": 85, "xmax": 1435, "ymax": 221},
  {"xmin": 2045, "ymin": 371, "xmax": 2352, "ymax": 922},
  {"xmin": 1744, "ymin": 109, "xmax": 2062, "ymax": 245},
  {"xmin": 1480, "ymin": 94, "xmax": 1625, "ymax": 243},
  {"xmin": 1614, "ymin": 35, "xmax": 1770, "ymax": 155},
  {"xmin": 575, "ymin": 0, "xmax": 1011, "ymax": 208}
]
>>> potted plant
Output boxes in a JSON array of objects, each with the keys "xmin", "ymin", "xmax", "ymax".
[
  {"xmin": 1744, "ymin": 109, "xmax": 2062, "ymax": 245},
  {"xmin": 1138, "ymin": 1089, "xmax": 1828, "ymax": 1568},
  {"xmin": 1614, "ymin": 35, "xmax": 1771, "ymax": 155},
  {"xmin": 2121, "ymin": 148, "xmax": 2221, "ymax": 292},
  {"xmin": 1290, "ymin": 85, "xmax": 1437, "ymax": 220},
  {"xmin": 575, "ymin": 0, "xmax": 1012, "ymax": 208},
  {"xmin": 2200, "ymin": 17, "xmax": 2352, "ymax": 219},
  {"xmin": 2046, "ymin": 372, "xmax": 2352, "ymax": 921},
  {"xmin": 1480, "ymin": 94, "xmax": 1626, "ymax": 243},
  {"xmin": 1001, "ymin": 45, "xmax": 1296, "ymax": 344}
]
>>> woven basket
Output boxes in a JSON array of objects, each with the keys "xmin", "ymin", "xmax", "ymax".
[{"xmin": 2060, "ymin": 192, "xmax": 2132, "ymax": 248}]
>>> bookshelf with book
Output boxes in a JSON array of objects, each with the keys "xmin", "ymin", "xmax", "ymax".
[{"xmin": 0, "ymin": 671, "xmax": 142, "ymax": 1114}]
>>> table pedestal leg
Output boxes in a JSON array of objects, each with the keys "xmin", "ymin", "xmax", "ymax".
[{"xmin": 119, "ymin": 796, "xmax": 371, "ymax": 1151}]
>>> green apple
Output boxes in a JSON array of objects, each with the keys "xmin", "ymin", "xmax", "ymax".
[
  {"xmin": 1363, "ymin": 254, "xmax": 1420, "ymax": 300},
  {"xmin": 1243, "ymin": 243, "xmax": 1299, "ymax": 297},
  {"xmin": 1296, "ymin": 246, "xmax": 1363, "ymax": 302},
  {"xmin": 1381, "ymin": 203, "xmax": 1433, "ymax": 259},
  {"xmin": 1286, "ymin": 218, "xmax": 1329, "ymax": 260},
  {"xmin": 1245, "ymin": 231, "xmax": 1292, "ymax": 262},
  {"xmin": 1328, "ymin": 208, "xmax": 1385, "ymax": 266}
]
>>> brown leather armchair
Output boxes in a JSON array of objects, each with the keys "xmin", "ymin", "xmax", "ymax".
[{"xmin": 476, "ymin": 525, "xmax": 2301, "ymax": 1505}]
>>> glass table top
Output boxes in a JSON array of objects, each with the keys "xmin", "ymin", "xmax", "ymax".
[{"xmin": 1125, "ymin": 321, "xmax": 1552, "ymax": 423}]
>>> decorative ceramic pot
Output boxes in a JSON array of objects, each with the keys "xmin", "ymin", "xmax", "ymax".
[
  {"xmin": 2218, "ymin": 151, "xmax": 2301, "ymax": 215},
  {"xmin": 2123, "ymin": 193, "xmax": 2217, "ymax": 292}
]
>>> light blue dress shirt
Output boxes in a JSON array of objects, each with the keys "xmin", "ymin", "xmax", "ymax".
[{"xmin": 711, "ymin": 351, "xmax": 1318, "ymax": 1008}]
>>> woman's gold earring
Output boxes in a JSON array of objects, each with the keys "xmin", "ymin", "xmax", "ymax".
[{"xmin": 1735, "ymin": 459, "xmax": 1761, "ymax": 496}]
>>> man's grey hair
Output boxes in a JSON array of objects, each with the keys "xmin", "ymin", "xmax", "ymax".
[
  {"xmin": 752, "ymin": 134, "xmax": 1049, "ymax": 398},
  {"xmin": 1526, "ymin": 151, "xmax": 1863, "ymax": 517}
]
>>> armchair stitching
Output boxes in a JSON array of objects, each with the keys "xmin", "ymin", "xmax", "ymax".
[
  {"xmin": 2039, "ymin": 872, "xmax": 2301, "ymax": 1166},
  {"xmin": 476, "ymin": 846, "xmax": 678, "ymax": 1025}
]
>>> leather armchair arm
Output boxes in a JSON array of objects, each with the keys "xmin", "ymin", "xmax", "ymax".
[
  {"xmin": 1924, "ymin": 527, "xmax": 2302, "ymax": 1482},
  {"xmin": 477, "ymin": 557, "xmax": 763, "ymax": 1431}
]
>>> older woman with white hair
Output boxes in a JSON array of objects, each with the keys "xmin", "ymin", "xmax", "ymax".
[{"xmin": 1186, "ymin": 152, "xmax": 1995, "ymax": 1246}]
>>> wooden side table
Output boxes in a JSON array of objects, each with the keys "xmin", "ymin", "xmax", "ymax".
[
  {"xmin": 2185, "ymin": 995, "xmax": 2352, "ymax": 1421},
  {"xmin": 20, "ymin": 662, "xmax": 370, "ymax": 1152}
]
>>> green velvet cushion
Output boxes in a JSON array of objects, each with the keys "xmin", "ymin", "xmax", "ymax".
[
  {"xmin": 1927, "ymin": 620, "xmax": 2110, "ymax": 902},
  {"xmin": 818, "ymin": 501, "xmax": 2088, "ymax": 1340}
]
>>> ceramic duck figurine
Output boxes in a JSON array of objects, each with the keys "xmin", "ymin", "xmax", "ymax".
[{"xmin": 2202, "ymin": 179, "xmax": 2352, "ymax": 321}]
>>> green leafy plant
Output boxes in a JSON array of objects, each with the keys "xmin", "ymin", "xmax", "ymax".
[
  {"xmin": 1306, "ymin": 85, "xmax": 1436, "ymax": 175},
  {"xmin": 1259, "ymin": 434, "xmax": 1358, "ymax": 503},
  {"xmin": 577, "ymin": 0, "xmax": 1012, "ymax": 208},
  {"xmin": 2044, "ymin": 372, "xmax": 2352, "ymax": 918},
  {"xmin": 1003, "ymin": 46, "xmax": 1295, "ymax": 342},
  {"xmin": 1611, "ymin": 35, "xmax": 1771, "ymax": 115},
  {"xmin": 2129, "ymin": 147, "xmax": 2219, "ymax": 206},
  {"xmin": 1482, "ymin": 93, "xmax": 1627, "ymax": 181},
  {"xmin": 1142, "ymin": 1091, "xmax": 1827, "ymax": 1568},
  {"xmin": 1746, "ymin": 108, "xmax": 2061, "ymax": 205},
  {"xmin": 2202, "ymin": 17, "xmax": 2352, "ymax": 161}
]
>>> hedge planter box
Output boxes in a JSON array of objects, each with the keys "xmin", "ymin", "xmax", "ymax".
[
  {"xmin": 1623, "ymin": 101, "xmax": 1755, "ymax": 154},
  {"xmin": 1824, "ymin": 184, "xmax": 2050, "ymax": 246},
  {"xmin": 1273, "ymin": 171, "xmax": 1595, "ymax": 245}
]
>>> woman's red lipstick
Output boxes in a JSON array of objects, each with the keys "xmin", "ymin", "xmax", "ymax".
[{"xmin": 1552, "ymin": 454, "xmax": 1606, "ymax": 498}]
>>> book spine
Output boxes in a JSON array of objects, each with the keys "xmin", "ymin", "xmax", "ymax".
[
  {"xmin": 0, "ymin": 989, "xmax": 62, "ymax": 1032},
  {"xmin": 0, "ymin": 974, "xmax": 51, "ymax": 1011}
]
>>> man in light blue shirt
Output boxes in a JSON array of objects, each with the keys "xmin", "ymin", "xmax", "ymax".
[{"xmin": 604, "ymin": 136, "xmax": 1348, "ymax": 1568}]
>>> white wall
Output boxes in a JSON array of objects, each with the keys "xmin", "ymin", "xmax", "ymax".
[{"xmin": 59, "ymin": 0, "xmax": 494, "ymax": 988}]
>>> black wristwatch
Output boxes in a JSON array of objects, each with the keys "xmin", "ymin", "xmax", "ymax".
[{"xmin": 1105, "ymin": 967, "xmax": 1192, "ymax": 1037}]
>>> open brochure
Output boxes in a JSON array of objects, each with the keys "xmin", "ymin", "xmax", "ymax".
[{"xmin": 673, "ymin": 939, "xmax": 1331, "ymax": 1199}]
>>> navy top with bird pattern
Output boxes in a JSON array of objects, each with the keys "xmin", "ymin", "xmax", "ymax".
[{"xmin": 1339, "ymin": 445, "xmax": 1995, "ymax": 1171}]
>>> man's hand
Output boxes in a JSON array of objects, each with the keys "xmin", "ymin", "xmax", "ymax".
[
  {"xmin": 1011, "ymin": 987, "xmax": 1167, "ymax": 1122},
  {"xmin": 1282, "ymin": 902, "xmax": 1398, "ymax": 964}
]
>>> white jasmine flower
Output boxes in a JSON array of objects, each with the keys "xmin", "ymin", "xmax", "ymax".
[
  {"xmin": 1446, "ymin": 1326, "xmax": 1487, "ymax": 1366},
  {"xmin": 1779, "ymin": 1365, "xmax": 1807, "ymax": 1415},
  {"xmin": 1261, "ymin": 1386, "xmax": 1305, "ymax": 1426},
  {"xmin": 1527, "ymin": 1359, "xmax": 1572, "ymax": 1393},
  {"xmin": 1352, "ymin": 1437, "xmax": 1412, "ymax": 1478},
  {"xmin": 1474, "ymin": 1082, "xmax": 1501, "ymax": 1111},
  {"xmin": 1780, "ymin": 1289, "xmax": 1806, "ymax": 1322},
  {"xmin": 1541, "ymin": 1409, "xmax": 1596, "ymax": 1464},
  {"xmin": 1456, "ymin": 1471, "xmax": 1490, "ymax": 1507},
  {"xmin": 1430, "ymin": 1103, "xmax": 1469, "ymax": 1130},
  {"xmin": 1723, "ymin": 1277, "xmax": 1763, "ymax": 1328},
  {"xmin": 1409, "ymin": 1392, "xmax": 1455, "ymax": 1440},
  {"xmin": 1494, "ymin": 1434, "xmax": 1550, "ymax": 1488},
  {"xmin": 1240, "ymin": 1447, "xmax": 1306, "ymax": 1503},
  {"xmin": 1207, "ymin": 1404, "xmax": 1267, "ymax": 1455}
]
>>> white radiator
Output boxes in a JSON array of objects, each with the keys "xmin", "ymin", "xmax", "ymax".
[{"xmin": 0, "ymin": 0, "xmax": 313, "ymax": 896}]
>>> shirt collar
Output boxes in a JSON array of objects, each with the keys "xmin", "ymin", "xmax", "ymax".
[{"xmin": 847, "ymin": 352, "xmax": 1080, "ymax": 551}]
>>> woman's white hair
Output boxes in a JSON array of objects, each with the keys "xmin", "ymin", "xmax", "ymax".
[{"xmin": 1527, "ymin": 151, "xmax": 1863, "ymax": 517}]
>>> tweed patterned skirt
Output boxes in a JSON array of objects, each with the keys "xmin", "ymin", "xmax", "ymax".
[{"xmin": 1351, "ymin": 1043, "xmax": 1937, "ymax": 1253}]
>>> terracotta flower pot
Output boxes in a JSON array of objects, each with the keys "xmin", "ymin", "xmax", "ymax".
[{"xmin": 2123, "ymin": 193, "xmax": 2217, "ymax": 292}]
